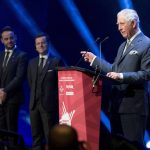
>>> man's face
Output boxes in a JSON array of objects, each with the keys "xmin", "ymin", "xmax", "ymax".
[
  {"xmin": 117, "ymin": 15, "xmax": 135, "ymax": 39},
  {"xmin": 35, "ymin": 36, "xmax": 48, "ymax": 55},
  {"xmin": 1, "ymin": 31, "xmax": 16, "ymax": 50}
]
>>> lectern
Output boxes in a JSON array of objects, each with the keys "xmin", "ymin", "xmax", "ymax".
[{"xmin": 58, "ymin": 67, "xmax": 102, "ymax": 150}]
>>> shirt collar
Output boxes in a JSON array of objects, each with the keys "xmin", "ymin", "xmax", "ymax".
[
  {"xmin": 39, "ymin": 54, "xmax": 48, "ymax": 59},
  {"xmin": 5, "ymin": 49, "xmax": 13, "ymax": 53},
  {"xmin": 127, "ymin": 29, "xmax": 141, "ymax": 43},
  {"xmin": 5, "ymin": 45, "xmax": 16, "ymax": 53}
]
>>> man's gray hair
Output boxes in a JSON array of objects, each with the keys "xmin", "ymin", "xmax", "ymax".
[{"xmin": 117, "ymin": 9, "xmax": 140, "ymax": 27}]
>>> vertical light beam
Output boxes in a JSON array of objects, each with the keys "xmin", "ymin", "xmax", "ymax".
[{"xmin": 59, "ymin": 0, "xmax": 102, "ymax": 57}]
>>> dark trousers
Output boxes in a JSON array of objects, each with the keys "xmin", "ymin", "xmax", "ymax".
[
  {"xmin": 30, "ymin": 101, "xmax": 58, "ymax": 150},
  {"xmin": 110, "ymin": 113, "xmax": 146, "ymax": 145},
  {"xmin": 0, "ymin": 103, "xmax": 19, "ymax": 132}
]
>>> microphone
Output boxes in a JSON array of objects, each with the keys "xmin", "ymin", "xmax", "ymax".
[
  {"xmin": 92, "ymin": 36, "xmax": 109, "ymax": 88},
  {"xmin": 75, "ymin": 37, "xmax": 101, "ymax": 66},
  {"xmin": 99, "ymin": 36, "xmax": 109, "ymax": 73},
  {"xmin": 99, "ymin": 36, "xmax": 109, "ymax": 45}
]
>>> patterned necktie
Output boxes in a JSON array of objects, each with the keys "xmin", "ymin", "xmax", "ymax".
[
  {"xmin": 3, "ymin": 51, "xmax": 10, "ymax": 68},
  {"xmin": 123, "ymin": 40, "xmax": 130, "ymax": 54}
]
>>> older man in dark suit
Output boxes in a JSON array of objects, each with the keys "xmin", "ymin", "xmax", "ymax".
[
  {"xmin": 0, "ymin": 26, "xmax": 27, "ymax": 132},
  {"xmin": 28, "ymin": 33, "xmax": 63, "ymax": 150},
  {"xmin": 81, "ymin": 9, "xmax": 150, "ymax": 146}
]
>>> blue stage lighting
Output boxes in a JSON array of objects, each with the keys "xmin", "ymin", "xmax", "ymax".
[
  {"xmin": 118, "ymin": 0, "xmax": 133, "ymax": 9},
  {"xmin": 48, "ymin": 43, "xmax": 67, "ymax": 65},
  {"xmin": 144, "ymin": 131, "xmax": 150, "ymax": 148},
  {"xmin": 5, "ymin": 0, "xmax": 41, "ymax": 35},
  {"xmin": 100, "ymin": 111, "xmax": 111, "ymax": 132},
  {"xmin": 5, "ymin": 0, "xmax": 63, "ymax": 58},
  {"xmin": 146, "ymin": 141, "xmax": 150, "ymax": 149},
  {"xmin": 59, "ymin": 0, "xmax": 103, "ymax": 57}
]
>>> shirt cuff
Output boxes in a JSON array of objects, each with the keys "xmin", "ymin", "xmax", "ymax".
[
  {"xmin": 90, "ymin": 56, "xmax": 97, "ymax": 66},
  {"xmin": 119, "ymin": 73, "xmax": 123, "ymax": 79}
]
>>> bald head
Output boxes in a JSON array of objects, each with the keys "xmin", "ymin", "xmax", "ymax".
[{"xmin": 48, "ymin": 124, "xmax": 79, "ymax": 150}]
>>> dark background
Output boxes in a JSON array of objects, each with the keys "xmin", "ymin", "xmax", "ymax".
[{"xmin": 0, "ymin": 0, "xmax": 150, "ymax": 149}]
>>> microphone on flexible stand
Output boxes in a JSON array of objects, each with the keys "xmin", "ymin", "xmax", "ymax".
[
  {"xmin": 99, "ymin": 36, "xmax": 109, "ymax": 45},
  {"xmin": 75, "ymin": 37, "xmax": 100, "ymax": 66},
  {"xmin": 92, "ymin": 36, "xmax": 109, "ymax": 88},
  {"xmin": 99, "ymin": 36, "xmax": 109, "ymax": 74}
]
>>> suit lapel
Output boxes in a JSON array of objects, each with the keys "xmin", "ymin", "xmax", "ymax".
[
  {"xmin": 117, "ymin": 43, "xmax": 134, "ymax": 64},
  {"xmin": 7, "ymin": 50, "xmax": 17, "ymax": 66},
  {"xmin": 116, "ymin": 42, "xmax": 126, "ymax": 63},
  {"xmin": 117, "ymin": 33, "xmax": 143, "ymax": 65},
  {"xmin": 2, "ymin": 50, "xmax": 18, "ymax": 80},
  {"xmin": 32, "ymin": 58, "xmax": 38, "ymax": 84}
]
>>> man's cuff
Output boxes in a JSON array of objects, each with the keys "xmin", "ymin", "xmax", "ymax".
[
  {"xmin": 119, "ymin": 73, "xmax": 123, "ymax": 79},
  {"xmin": 90, "ymin": 56, "xmax": 97, "ymax": 66}
]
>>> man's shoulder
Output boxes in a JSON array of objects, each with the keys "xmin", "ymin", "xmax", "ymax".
[
  {"xmin": 29, "ymin": 56, "xmax": 38, "ymax": 64},
  {"xmin": 14, "ymin": 49, "xmax": 27, "ymax": 57},
  {"xmin": 142, "ymin": 35, "xmax": 150, "ymax": 44},
  {"xmin": 49, "ymin": 56, "xmax": 60, "ymax": 61},
  {"xmin": 47, "ymin": 56, "xmax": 60, "ymax": 63}
]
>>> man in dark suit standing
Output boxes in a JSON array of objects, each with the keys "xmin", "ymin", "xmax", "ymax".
[
  {"xmin": 81, "ymin": 9, "xmax": 150, "ymax": 146},
  {"xmin": 28, "ymin": 33, "xmax": 62, "ymax": 150},
  {"xmin": 0, "ymin": 26, "xmax": 27, "ymax": 132}
]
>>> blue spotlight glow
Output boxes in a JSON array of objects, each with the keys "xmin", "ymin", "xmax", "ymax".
[
  {"xmin": 144, "ymin": 131, "xmax": 150, "ymax": 149},
  {"xmin": 100, "ymin": 111, "xmax": 111, "ymax": 132},
  {"xmin": 5, "ymin": 0, "xmax": 63, "ymax": 58},
  {"xmin": 59, "ymin": 0, "xmax": 103, "ymax": 57},
  {"xmin": 48, "ymin": 44, "xmax": 67, "ymax": 65},
  {"xmin": 5, "ymin": 0, "xmax": 41, "ymax": 35},
  {"xmin": 146, "ymin": 141, "xmax": 150, "ymax": 149},
  {"xmin": 49, "ymin": 45, "xmax": 63, "ymax": 58},
  {"xmin": 118, "ymin": 0, "xmax": 133, "ymax": 9}
]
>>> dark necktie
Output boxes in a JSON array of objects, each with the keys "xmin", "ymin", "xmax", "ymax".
[
  {"xmin": 38, "ymin": 57, "xmax": 44, "ymax": 73},
  {"xmin": 3, "ymin": 51, "xmax": 10, "ymax": 68}
]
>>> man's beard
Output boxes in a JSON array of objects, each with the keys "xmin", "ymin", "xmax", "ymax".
[{"xmin": 6, "ymin": 44, "xmax": 15, "ymax": 50}]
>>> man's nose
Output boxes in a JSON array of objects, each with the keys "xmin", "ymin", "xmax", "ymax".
[
  {"xmin": 8, "ymin": 39, "xmax": 12, "ymax": 43},
  {"xmin": 39, "ymin": 43, "xmax": 43, "ymax": 46},
  {"xmin": 118, "ymin": 25, "xmax": 121, "ymax": 31}
]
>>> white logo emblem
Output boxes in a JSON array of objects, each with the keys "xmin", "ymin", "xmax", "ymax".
[
  {"xmin": 59, "ymin": 86, "xmax": 64, "ymax": 93},
  {"xmin": 59, "ymin": 102, "xmax": 75, "ymax": 126}
]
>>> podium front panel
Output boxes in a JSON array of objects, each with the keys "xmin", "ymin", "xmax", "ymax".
[{"xmin": 58, "ymin": 70, "xmax": 102, "ymax": 150}]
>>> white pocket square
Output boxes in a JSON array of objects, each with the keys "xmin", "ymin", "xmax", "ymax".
[
  {"xmin": 48, "ymin": 70, "xmax": 53, "ymax": 72},
  {"xmin": 129, "ymin": 50, "xmax": 138, "ymax": 55}
]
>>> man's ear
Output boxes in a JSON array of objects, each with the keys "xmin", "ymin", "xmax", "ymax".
[{"xmin": 132, "ymin": 20, "xmax": 137, "ymax": 29}]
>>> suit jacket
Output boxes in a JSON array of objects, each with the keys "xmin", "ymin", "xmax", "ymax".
[
  {"xmin": 28, "ymin": 56, "xmax": 62, "ymax": 112},
  {"xmin": 0, "ymin": 49, "xmax": 28, "ymax": 104},
  {"xmin": 92, "ymin": 32, "xmax": 150, "ymax": 115}
]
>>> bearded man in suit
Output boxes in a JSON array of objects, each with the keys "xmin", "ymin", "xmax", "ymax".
[{"xmin": 0, "ymin": 26, "xmax": 27, "ymax": 132}]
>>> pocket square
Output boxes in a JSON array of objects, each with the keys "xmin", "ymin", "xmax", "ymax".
[
  {"xmin": 129, "ymin": 50, "xmax": 138, "ymax": 55},
  {"xmin": 47, "ymin": 69, "xmax": 53, "ymax": 72}
]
